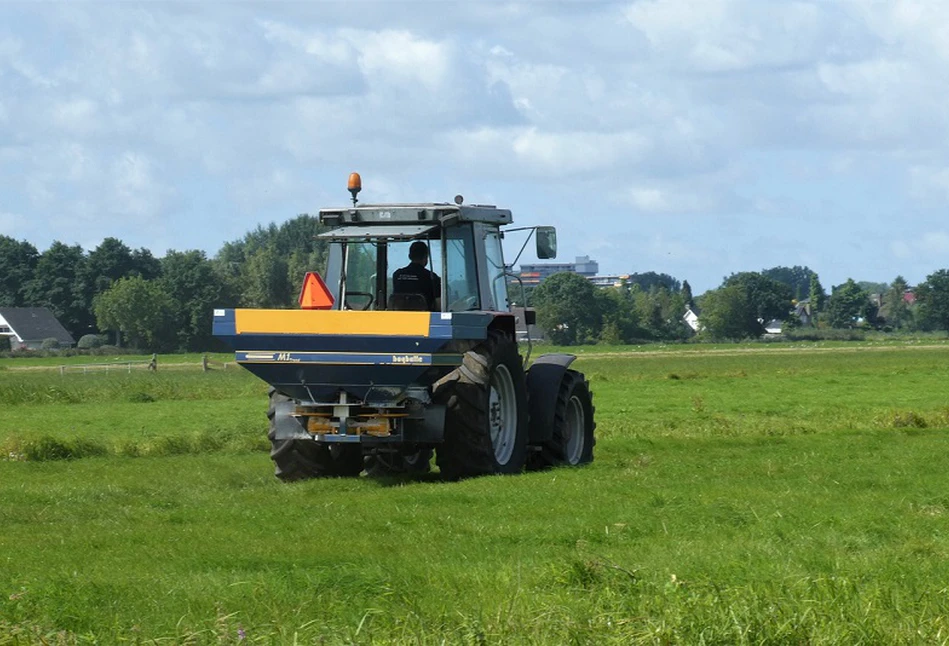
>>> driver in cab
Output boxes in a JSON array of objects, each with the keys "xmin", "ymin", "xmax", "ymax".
[{"xmin": 392, "ymin": 240, "xmax": 441, "ymax": 311}]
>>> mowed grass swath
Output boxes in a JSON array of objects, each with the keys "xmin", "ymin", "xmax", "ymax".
[{"xmin": 2, "ymin": 344, "xmax": 949, "ymax": 644}]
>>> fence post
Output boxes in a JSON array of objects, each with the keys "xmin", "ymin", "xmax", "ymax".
[{"xmin": 60, "ymin": 365, "xmax": 65, "ymax": 376}]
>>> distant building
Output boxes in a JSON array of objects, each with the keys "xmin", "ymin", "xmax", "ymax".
[
  {"xmin": 0, "ymin": 307, "xmax": 76, "ymax": 350},
  {"xmin": 795, "ymin": 300, "xmax": 813, "ymax": 327},
  {"xmin": 589, "ymin": 274, "xmax": 631, "ymax": 288},
  {"xmin": 683, "ymin": 307, "xmax": 701, "ymax": 333},
  {"xmin": 519, "ymin": 255, "xmax": 599, "ymax": 286}
]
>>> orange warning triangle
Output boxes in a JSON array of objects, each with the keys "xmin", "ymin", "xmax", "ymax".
[{"xmin": 298, "ymin": 272, "xmax": 335, "ymax": 309}]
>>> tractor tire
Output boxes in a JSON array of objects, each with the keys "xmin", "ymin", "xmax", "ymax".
[
  {"xmin": 364, "ymin": 448, "xmax": 433, "ymax": 477},
  {"xmin": 531, "ymin": 370, "xmax": 596, "ymax": 469},
  {"xmin": 268, "ymin": 388, "xmax": 363, "ymax": 481},
  {"xmin": 434, "ymin": 330, "xmax": 529, "ymax": 480}
]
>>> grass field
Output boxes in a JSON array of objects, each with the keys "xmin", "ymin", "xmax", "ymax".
[{"xmin": 2, "ymin": 343, "xmax": 949, "ymax": 644}]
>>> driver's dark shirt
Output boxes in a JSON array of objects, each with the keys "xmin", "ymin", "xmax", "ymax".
[{"xmin": 393, "ymin": 262, "xmax": 441, "ymax": 310}]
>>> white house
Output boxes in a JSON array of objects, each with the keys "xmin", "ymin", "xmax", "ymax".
[
  {"xmin": 683, "ymin": 307, "xmax": 701, "ymax": 332},
  {"xmin": 0, "ymin": 307, "xmax": 76, "ymax": 350},
  {"xmin": 763, "ymin": 319, "xmax": 783, "ymax": 335}
]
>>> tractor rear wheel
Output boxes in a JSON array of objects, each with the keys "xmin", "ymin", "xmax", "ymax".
[
  {"xmin": 532, "ymin": 370, "xmax": 595, "ymax": 469},
  {"xmin": 268, "ymin": 389, "xmax": 363, "ymax": 480},
  {"xmin": 435, "ymin": 330, "xmax": 528, "ymax": 480}
]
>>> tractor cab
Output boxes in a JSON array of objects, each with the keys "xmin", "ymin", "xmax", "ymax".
[{"xmin": 315, "ymin": 183, "xmax": 557, "ymax": 315}]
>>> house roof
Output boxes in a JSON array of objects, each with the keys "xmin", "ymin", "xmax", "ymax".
[{"xmin": 0, "ymin": 307, "xmax": 76, "ymax": 345}]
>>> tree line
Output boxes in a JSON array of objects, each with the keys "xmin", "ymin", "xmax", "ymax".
[
  {"xmin": 6, "ymin": 220, "xmax": 949, "ymax": 351},
  {"xmin": 0, "ymin": 215, "xmax": 328, "ymax": 351},
  {"xmin": 532, "ymin": 265, "xmax": 949, "ymax": 344}
]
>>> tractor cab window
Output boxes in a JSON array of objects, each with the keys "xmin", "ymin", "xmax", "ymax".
[
  {"xmin": 326, "ymin": 228, "xmax": 479, "ymax": 312},
  {"xmin": 445, "ymin": 226, "xmax": 480, "ymax": 311},
  {"xmin": 341, "ymin": 242, "xmax": 377, "ymax": 310}
]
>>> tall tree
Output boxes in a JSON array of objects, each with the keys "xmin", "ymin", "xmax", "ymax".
[
  {"xmin": 215, "ymin": 214, "xmax": 328, "ymax": 307},
  {"xmin": 808, "ymin": 273, "xmax": 826, "ymax": 313},
  {"xmin": 722, "ymin": 272, "xmax": 793, "ymax": 323},
  {"xmin": 697, "ymin": 272, "xmax": 792, "ymax": 339},
  {"xmin": 596, "ymin": 286, "xmax": 642, "ymax": 344},
  {"xmin": 631, "ymin": 285, "xmax": 687, "ymax": 340},
  {"xmin": 762, "ymin": 266, "xmax": 817, "ymax": 302},
  {"xmin": 22, "ymin": 242, "xmax": 91, "ymax": 336},
  {"xmin": 881, "ymin": 275, "xmax": 912, "ymax": 330},
  {"xmin": 0, "ymin": 236, "xmax": 39, "ymax": 306},
  {"xmin": 681, "ymin": 280, "xmax": 694, "ymax": 309},
  {"xmin": 160, "ymin": 250, "xmax": 237, "ymax": 351},
  {"xmin": 633, "ymin": 285, "xmax": 666, "ymax": 339},
  {"xmin": 78, "ymin": 237, "xmax": 133, "ymax": 322},
  {"xmin": 626, "ymin": 272, "xmax": 681, "ymax": 293},
  {"xmin": 79, "ymin": 238, "xmax": 164, "ymax": 334},
  {"xmin": 915, "ymin": 270, "xmax": 949, "ymax": 333},
  {"xmin": 243, "ymin": 245, "xmax": 292, "ymax": 308},
  {"xmin": 131, "ymin": 248, "xmax": 162, "ymax": 280},
  {"xmin": 532, "ymin": 272, "xmax": 602, "ymax": 345},
  {"xmin": 825, "ymin": 279, "xmax": 870, "ymax": 328},
  {"xmin": 94, "ymin": 276, "xmax": 176, "ymax": 349},
  {"xmin": 698, "ymin": 284, "xmax": 757, "ymax": 340},
  {"xmin": 82, "ymin": 237, "xmax": 136, "ymax": 295},
  {"xmin": 857, "ymin": 281, "xmax": 888, "ymax": 295}
]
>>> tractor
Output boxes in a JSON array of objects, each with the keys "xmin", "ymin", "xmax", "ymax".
[{"xmin": 212, "ymin": 173, "xmax": 595, "ymax": 480}]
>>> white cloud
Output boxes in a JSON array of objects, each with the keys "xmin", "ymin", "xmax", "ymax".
[
  {"xmin": 816, "ymin": 59, "xmax": 910, "ymax": 97},
  {"xmin": 623, "ymin": 0, "xmax": 827, "ymax": 72},
  {"xmin": 891, "ymin": 231, "xmax": 949, "ymax": 263},
  {"xmin": 350, "ymin": 29, "xmax": 451, "ymax": 90},
  {"xmin": 628, "ymin": 187, "xmax": 667, "ymax": 212},
  {"xmin": 851, "ymin": 1, "xmax": 949, "ymax": 61},
  {"xmin": 110, "ymin": 152, "xmax": 170, "ymax": 221},
  {"xmin": 52, "ymin": 98, "xmax": 99, "ymax": 135},
  {"xmin": 920, "ymin": 231, "xmax": 949, "ymax": 254},
  {"xmin": 445, "ymin": 127, "xmax": 651, "ymax": 178},
  {"xmin": 909, "ymin": 165, "xmax": 949, "ymax": 203},
  {"xmin": 620, "ymin": 176, "xmax": 736, "ymax": 215},
  {"xmin": 0, "ymin": 35, "xmax": 55, "ymax": 88}
]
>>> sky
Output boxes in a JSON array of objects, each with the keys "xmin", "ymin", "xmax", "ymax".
[{"xmin": 2, "ymin": 1, "xmax": 949, "ymax": 294}]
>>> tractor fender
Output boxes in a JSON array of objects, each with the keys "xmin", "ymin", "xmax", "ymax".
[{"xmin": 526, "ymin": 353, "xmax": 577, "ymax": 444}]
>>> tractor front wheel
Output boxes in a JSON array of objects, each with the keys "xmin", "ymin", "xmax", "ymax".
[{"xmin": 544, "ymin": 370, "xmax": 595, "ymax": 467}]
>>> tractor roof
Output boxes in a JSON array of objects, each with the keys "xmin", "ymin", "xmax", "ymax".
[{"xmin": 318, "ymin": 203, "xmax": 513, "ymax": 229}]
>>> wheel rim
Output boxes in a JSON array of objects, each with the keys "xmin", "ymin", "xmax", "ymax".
[
  {"xmin": 564, "ymin": 394, "xmax": 585, "ymax": 464},
  {"xmin": 489, "ymin": 364, "xmax": 517, "ymax": 465}
]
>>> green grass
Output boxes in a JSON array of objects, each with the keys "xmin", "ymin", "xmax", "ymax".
[
  {"xmin": 0, "ymin": 370, "xmax": 269, "ymax": 460},
  {"xmin": 2, "ymin": 345, "xmax": 949, "ymax": 643},
  {"xmin": 0, "ymin": 352, "xmax": 234, "ymax": 369}
]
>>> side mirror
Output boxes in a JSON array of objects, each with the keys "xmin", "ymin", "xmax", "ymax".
[{"xmin": 535, "ymin": 226, "xmax": 557, "ymax": 259}]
